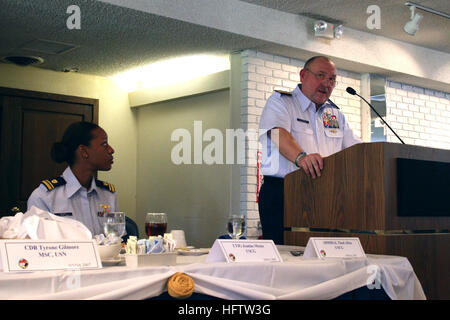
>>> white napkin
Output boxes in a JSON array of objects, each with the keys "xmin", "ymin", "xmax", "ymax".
[{"xmin": 0, "ymin": 206, "xmax": 92, "ymax": 240}]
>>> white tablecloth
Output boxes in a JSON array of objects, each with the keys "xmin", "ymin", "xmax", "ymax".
[{"xmin": 0, "ymin": 246, "xmax": 425, "ymax": 300}]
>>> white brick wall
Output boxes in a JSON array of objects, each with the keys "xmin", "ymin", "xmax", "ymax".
[
  {"xmin": 240, "ymin": 50, "xmax": 362, "ymax": 238},
  {"xmin": 386, "ymin": 81, "xmax": 450, "ymax": 149}
]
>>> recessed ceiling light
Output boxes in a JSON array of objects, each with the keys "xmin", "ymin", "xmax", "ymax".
[{"xmin": 2, "ymin": 55, "xmax": 44, "ymax": 66}]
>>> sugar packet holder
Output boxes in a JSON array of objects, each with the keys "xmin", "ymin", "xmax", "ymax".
[{"xmin": 126, "ymin": 234, "xmax": 176, "ymax": 255}]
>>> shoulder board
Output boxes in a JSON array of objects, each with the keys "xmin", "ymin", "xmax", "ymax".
[
  {"xmin": 274, "ymin": 89, "xmax": 292, "ymax": 96},
  {"xmin": 41, "ymin": 177, "xmax": 66, "ymax": 192},
  {"xmin": 95, "ymin": 179, "xmax": 116, "ymax": 193},
  {"xmin": 327, "ymin": 99, "xmax": 340, "ymax": 109}
]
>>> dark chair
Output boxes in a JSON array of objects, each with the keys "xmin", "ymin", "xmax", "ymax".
[
  {"xmin": 218, "ymin": 235, "xmax": 247, "ymax": 240},
  {"xmin": 122, "ymin": 216, "xmax": 139, "ymax": 242}
]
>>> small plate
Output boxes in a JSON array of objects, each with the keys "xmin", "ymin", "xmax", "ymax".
[
  {"xmin": 101, "ymin": 257, "xmax": 124, "ymax": 266},
  {"xmin": 177, "ymin": 248, "xmax": 210, "ymax": 256}
]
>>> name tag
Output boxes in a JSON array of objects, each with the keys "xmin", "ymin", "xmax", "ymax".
[
  {"xmin": 296, "ymin": 118, "xmax": 309, "ymax": 124},
  {"xmin": 54, "ymin": 212, "xmax": 73, "ymax": 217},
  {"xmin": 303, "ymin": 237, "xmax": 366, "ymax": 259},
  {"xmin": 0, "ymin": 240, "xmax": 102, "ymax": 272},
  {"xmin": 205, "ymin": 239, "xmax": 282, "ymax": 263}
]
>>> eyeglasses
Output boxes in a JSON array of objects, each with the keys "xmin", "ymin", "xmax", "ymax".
[{"xmin": 305, "ymin": 68, "xmax": 338, "ymax": 86}]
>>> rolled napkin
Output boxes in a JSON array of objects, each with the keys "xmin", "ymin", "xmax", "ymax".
[
  {"xmin": 0, "ymin": 206, "xmax": 92, "ymax": 240},
  {"xmin": 167, "ymin": 272, "xmax": 195, "ymax": 299},
  {"xmin": 0, "ymin": 212, "xmax": 28, "ymax": 239}
]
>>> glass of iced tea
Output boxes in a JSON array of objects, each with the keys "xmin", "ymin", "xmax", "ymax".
[{"xmin": 145, "ymin": 213, "xmax": 168, "ymax": 237}]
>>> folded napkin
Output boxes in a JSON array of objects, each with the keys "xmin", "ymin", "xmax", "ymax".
[{"xmin": 0, "ymin": 206, "xmax": 92, "ymax": 240}]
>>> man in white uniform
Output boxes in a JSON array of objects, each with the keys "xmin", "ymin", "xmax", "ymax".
[{"xmin": 258, "ymin": 56, "xmax": 361, "ymax": 244}]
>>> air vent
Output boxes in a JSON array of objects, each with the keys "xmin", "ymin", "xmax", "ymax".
[
  {"xmin": 20, "ymin": 39, "xmax": 78, "ymax": 55},
  {"xmin": 2, "ymin": 56, "xmax": 44, "ymax": 66}
]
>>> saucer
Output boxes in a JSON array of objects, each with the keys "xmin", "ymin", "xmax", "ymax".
[
  {"xmin": 101, "ymin": 256, "xmax": 124, "ymax": 266},
  {"xmin": 177, "ymin": 248, "xmax": 210, "ymax": 256}
]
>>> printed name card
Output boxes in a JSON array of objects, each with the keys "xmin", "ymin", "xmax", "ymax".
[
  {"xmin": 303, "ymin": 237, "xmax": 366, "ymax": 259},
  {"xmin": 205, "ymin": 239, "xmax": 282, "ymax": 263},
  {"xmin": 0, "ymin": 240, "xmax": 102, "ymax": 272}
]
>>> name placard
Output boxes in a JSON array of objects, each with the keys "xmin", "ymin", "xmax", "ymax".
[
  {"xmin": 0, "ymin": 240, "xmax": 102, "ymax": 272},
  {"xmin": 205, "ymin": 239, "xmax": 282, "ymax": 263},
  {"xmin": 303, "ymin": 237, "xmax": 366, "ymax": 259}
]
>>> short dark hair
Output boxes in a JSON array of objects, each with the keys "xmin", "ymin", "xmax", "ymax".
[
  {"xmin": 51, "ymin": 121, "xmax": 100, "ymax": 165},
  {"xmin": 303, "ymin": 56, "xmax": 333, "ymax": 70}
]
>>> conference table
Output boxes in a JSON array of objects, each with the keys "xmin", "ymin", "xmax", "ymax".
[{"xmin": 0, "ymin": 245, "xmax": 425, "ymax": 300}]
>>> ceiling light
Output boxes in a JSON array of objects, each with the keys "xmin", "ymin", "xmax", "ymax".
[
  {"xmin": 2, "ymin": 55, "xmax": 44, "ymax": 66},
  {"xmin": 112, "ymin": 54, "xmax": 230, "ymax": 92},
  {"xmin": 334, "ymin": 25, "xmax": 344, "ymax": 39},
  {"xmin": 313, "ymin": 20, "xmax": 343, "ymax": 39},
  {"xmin": 314, "ymin": 20, "xmax": 328, "ymax": 33},
  {"xmin": 404, "ymin": 6, "xmax": 423, "ymax": 35},
  {"xmin": 314, "ymin": 20, "xmax": 332, "ymax": 39},
  {"xmin": 403, "ymin": 2, "xmax": 450, "ymax": 35},
  {"xmin": 405, "ymin": 2, "xmax": 450, "ymax": 19}
]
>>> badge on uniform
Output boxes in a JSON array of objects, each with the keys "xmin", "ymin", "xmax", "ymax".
[
  {"xmin": 98, "ymin": 204, "xmax": 111, "ymax": 217},
  {"xmin": 322, "ymin": 112, "xmax": 339, "ymax": 129}
]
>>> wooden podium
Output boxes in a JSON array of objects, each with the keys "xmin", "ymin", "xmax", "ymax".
[{"xmin": 284, "ymin": 142, "xmax": 450, "ymax": 299}]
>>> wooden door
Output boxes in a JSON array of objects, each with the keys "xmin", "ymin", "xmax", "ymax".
[{"xmin": 0, "ymin": 87, "xmax": 98, "ymax": 217}]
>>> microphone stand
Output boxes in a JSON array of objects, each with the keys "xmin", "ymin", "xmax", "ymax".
[{"xmin": 352, "ymin": 90, "xmax": 405, "ymax": 145}]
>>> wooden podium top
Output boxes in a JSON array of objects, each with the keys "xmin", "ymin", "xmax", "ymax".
[{"xmin": 284, "ymin": 142, "xmax": 450, "ymax": 231}]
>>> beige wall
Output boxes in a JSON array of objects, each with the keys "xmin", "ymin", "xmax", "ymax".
[
  {"xmin": 136, "ymin": 89, "xmax": 231, "ymax": 247},
  {"xmin": 0, "ymin": 64, "xmax": 138, "ymax": 223}
]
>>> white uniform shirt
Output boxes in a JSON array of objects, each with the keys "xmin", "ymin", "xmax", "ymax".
[
  {"xmin": 27, "ymin": 166, "xmax": 118, "ymax": 236},
  {"xmin": 259, "ymin": 85, "xmax": 361, "ymax": 178}
]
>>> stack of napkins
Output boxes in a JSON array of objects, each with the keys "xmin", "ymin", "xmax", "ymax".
[{"xmin": 0, "ymin": 206, "xmax": 92, "ymax": 240}]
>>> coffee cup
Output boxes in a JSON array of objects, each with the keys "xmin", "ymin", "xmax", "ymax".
[{"xmin": 170, "ymin": 230, "xmax": 187, "ymax": 249}]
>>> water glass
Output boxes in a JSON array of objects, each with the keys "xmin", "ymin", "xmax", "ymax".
[
  {"xmin": 145, "ymin": 213, "xmax": 168, "ymax": 237},
  {"xmin": 227, "ymin": 214, "xmax": 246, "ymax": 239},
  {"xmin": 103, "ymin": 212, "xmax": 126, "ymax": 238}
]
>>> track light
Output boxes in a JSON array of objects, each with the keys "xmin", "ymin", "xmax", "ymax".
[
  {"xmin": 403, "ymin": 2, "xmax": 450, "ymax": 35},
  {"xmin": 404, "ymin": 6, "xmax": 423, "ymax": 35}
]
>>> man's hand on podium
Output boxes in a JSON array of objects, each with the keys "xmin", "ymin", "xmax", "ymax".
[{"xmin": 297, "ymin": 153, "xmax": 323, "ymax": 179}]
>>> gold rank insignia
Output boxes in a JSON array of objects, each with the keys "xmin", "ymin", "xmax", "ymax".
[
  {"xmin": 41, "ymin": 177, "xmax": 67, "ymax": 191},
  {"xmin": 275, "ymin": 89, "xmax": 292, "ymax": 95},
  {"xmin": 95, "ymin": 179, "xmax": 116, "ymax": 193}
]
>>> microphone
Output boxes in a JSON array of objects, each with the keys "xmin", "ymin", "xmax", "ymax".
[{"xmin": 346, "ymin": 87, "xmax": 405, "ymax": 144}]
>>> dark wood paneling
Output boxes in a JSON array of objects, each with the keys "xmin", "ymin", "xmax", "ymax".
[{"xmin": 0, "ymin": 87, "xmax": 98, "ymax": 216}]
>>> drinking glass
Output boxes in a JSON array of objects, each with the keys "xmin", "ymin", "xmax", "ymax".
[
  {"xmin": 227, "ymin": 214, "xmax": 246, "ymax": 239},
  {"xmin": 103, "ymin": 212, "xmax": 126, "ymax": 238},
  {"xmin": 145, "ymin": 213, "xmax": 168, "ymax": 237}
]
